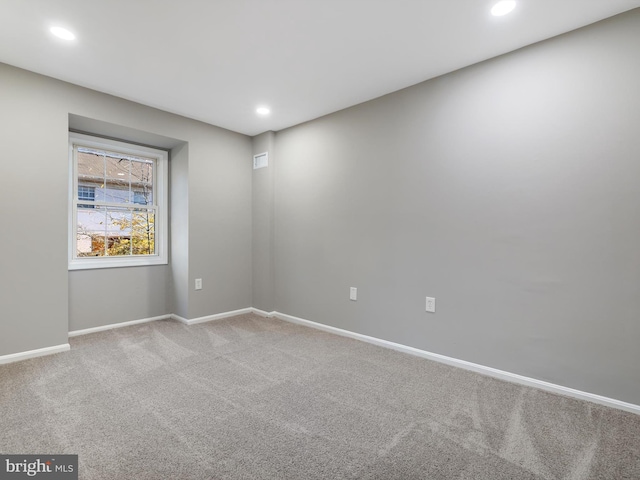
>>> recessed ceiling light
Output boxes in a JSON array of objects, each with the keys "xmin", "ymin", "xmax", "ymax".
[
  {"xmin": 50, "ymin": 26, "xmax": 76, "ymax": 41},
  {"xmin": 256, "ymin": 107, "xmax": 271, "ymax": 116},
  {"xmin": 491, "ymin": 0, "xmax": 516, "ymax": 16}
]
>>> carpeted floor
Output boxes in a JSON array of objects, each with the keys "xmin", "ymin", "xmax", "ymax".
[{"xmin": 1, "ymin": 313, "xmax": 639, "ymax": 479}]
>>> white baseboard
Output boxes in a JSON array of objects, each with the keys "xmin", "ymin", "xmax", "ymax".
[
  {"xmin": 11, "ymin": 307, "xmax": 638, "ymax": 415},
  {"xmin": 0, "ymin": 344, "xmax": 70, "ymax": 365},
  {"xmin": 7, "ymin": 308, "xmax": 253, "ymax": 365},
  {"xmin": 69, "ymin": 314, "xmax": 171, "ymax": 337},
  {"xmin": 69, "ymin": 308, "xmax": 257, "ymax": 337},
  {"xmin": 171, "ymin": 314, "xmax": 189, "ymax": 324},
  {"xmin": 272, "ymin": 311, "xmax": 640, "ymax": 415},
  {"xmin": 171, "ymin": 307, "xmax": 253, "ymax": 326}
]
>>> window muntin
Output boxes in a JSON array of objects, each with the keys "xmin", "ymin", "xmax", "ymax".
[{"xmin": 69, "ymin": 133, "xmax": 167, "ymax": 270}]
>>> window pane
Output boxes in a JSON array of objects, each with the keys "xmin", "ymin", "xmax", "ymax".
[
  {"xmin": 132, "ymin": 209, "xmax": 155, "ymax": 255},
  {"xmin": 76, "ymin": 233, "xmax": 93, "ymax": 255},
  {"xmin": 131, "ymin": 159, "xmax": 153, "ymax": 205},
  {"xmin": 77, "ymin": 151, "xmax": 106, "ymax": 203},
  {"xmin": 105, "ymin": 156, "xmax": 131, "ymax": 204},
  {"xmin": 105, "ymin": 208, "xmax": 132, "ymax": 256},
  {"xmin": 77, "ymin": 207, "xmax": 107, "ymax": 257}
]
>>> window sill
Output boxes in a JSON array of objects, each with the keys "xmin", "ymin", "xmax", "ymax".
[{"xmin": 68, "ymin": 255, "xmax": 168, "ymax": 271}]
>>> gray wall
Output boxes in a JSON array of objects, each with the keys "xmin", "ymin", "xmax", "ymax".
[
  {"xmin": 0, "ymin": 62, "xmax": 252, "ymax": 349},
  {"xmin": 69, "ymin": 267, "xmax": 169, "ymax": 330},
  {"xmin": 252, "ymin": 132, "xmax": 276, "ymax": 312},
  {"xmin": 2, "ymin": 9, "xmax": 639, "ymax": 406},
  {"xmin": 188, "ymin": 131, "xmax": 252, "ymax": 319},
  {"xmin": 170, "ymin": 143, "xmax": 190, "ymax": 319},
  {"xmin": 272, "ymin": 10, "xmax": 640, "ymax": 405},
  {"xmin": 0, "ymin": 66, "xmax": 69, "ymax": 354}
]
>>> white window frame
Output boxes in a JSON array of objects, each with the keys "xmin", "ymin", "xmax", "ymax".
[{"xmin": 68, "ymin": 133, "xmax": 168, "ymax": 270}]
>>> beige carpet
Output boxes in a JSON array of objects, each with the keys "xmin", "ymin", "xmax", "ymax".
[{"xmin": 1, "ymin": 313, "xmax": 638, "ymax": 479}]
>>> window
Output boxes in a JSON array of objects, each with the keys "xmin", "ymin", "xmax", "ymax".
[
  {"xmin": 69, "ymin": 133, "xmax": 168, "ymax": 270},
  {"xmin": 78, "ymin": 185, "xmax": 95, "ymax": 202},
  {"xmin": 77, "ymin": 185, "xmax": 95, "ymax": 208}
]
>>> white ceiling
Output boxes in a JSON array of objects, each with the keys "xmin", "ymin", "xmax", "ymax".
[{"xmin": 1, "ymin": 0, "xmax": 639, "ymax": 136}]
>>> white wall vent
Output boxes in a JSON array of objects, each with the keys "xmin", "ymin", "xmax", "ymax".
[{"xmin": 253, "ymin": 152, "xmax": 268, "ymax": 169}]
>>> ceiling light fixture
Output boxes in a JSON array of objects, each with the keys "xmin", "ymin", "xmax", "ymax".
[
  {"xmin": 256, "ymin": 106, "xmax": 271, "ymax": 116},
  {"xmin": 50, "ymin": 26, "xmax": 76, "ymax": 40},
  {"xmin": 491, "ymin": 0, "xmax": 516, "ymax": 16}
]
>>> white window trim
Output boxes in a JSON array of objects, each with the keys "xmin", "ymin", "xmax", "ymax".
[{"xmin": 68, "ymin": 133, "xmax": 168, "ymax": 270}]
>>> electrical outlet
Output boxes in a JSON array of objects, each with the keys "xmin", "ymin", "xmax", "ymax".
[
  {"xmin": 350, "ymin": 287, "xmax": 357, "ymax": 301},
  {"xmin": 195, "ymin": 278, "xmax": 203, "ymax": 290},
  {"xmin": 426, "ymin": 297, "xmax": 435, "ymax": 313}
]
